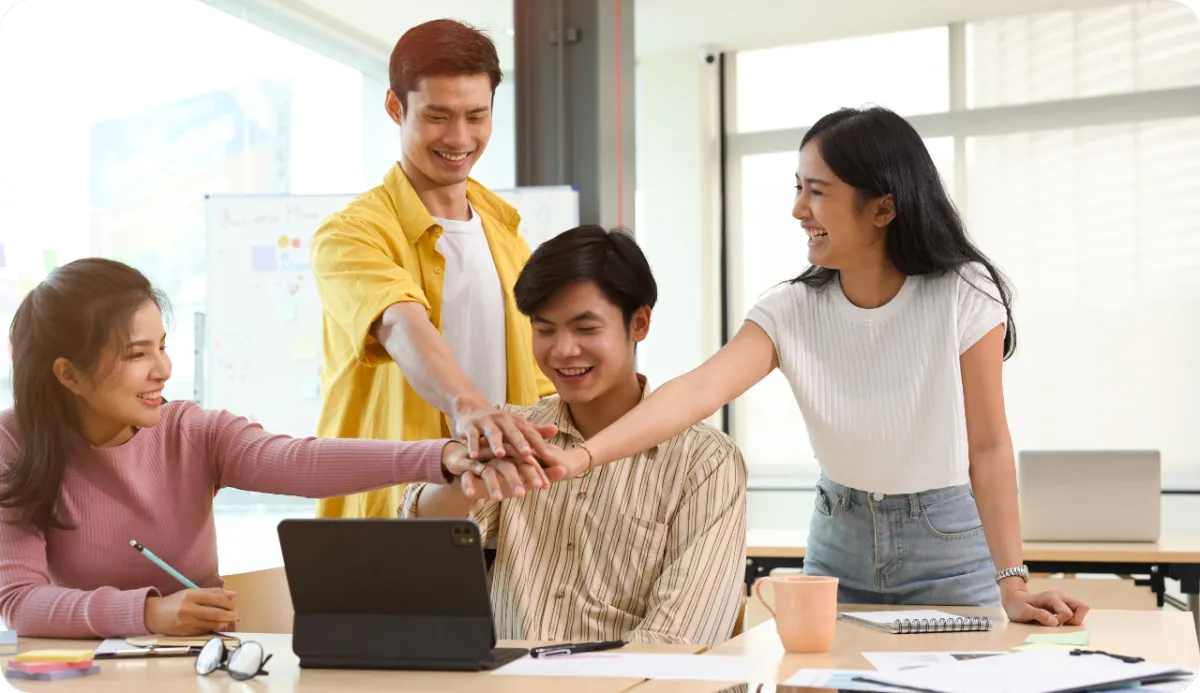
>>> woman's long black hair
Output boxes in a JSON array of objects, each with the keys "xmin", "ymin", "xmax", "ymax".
[{"xmin": 793, "ymin": 106, "xmax": 1017, "ymax": 359}]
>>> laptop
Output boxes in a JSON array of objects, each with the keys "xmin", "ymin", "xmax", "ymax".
[
  {"xmin": 1018, "ymin": 450, "xmax": 1161, "ymax": 542},
  {"xmin": 277, "ymin": 518, "xmax": 527, "ymax": 671}
]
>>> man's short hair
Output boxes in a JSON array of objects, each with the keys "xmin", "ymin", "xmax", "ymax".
[
  {"xmin": 389, "ymin": 19, "xmax": 502, "ymax": 109},
  {"xmin": 514, "ymin": 225, "xmax": 657, "ymax": 326}
]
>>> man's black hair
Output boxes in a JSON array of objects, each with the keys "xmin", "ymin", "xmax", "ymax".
[{"xmin": 514, "ymin": 225, "xmax": 657, "ymax": 327}]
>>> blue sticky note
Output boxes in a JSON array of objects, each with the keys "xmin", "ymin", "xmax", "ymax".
[{"xmin": 251, "ymin": 246, "xmax": 277, "ymax": 271}]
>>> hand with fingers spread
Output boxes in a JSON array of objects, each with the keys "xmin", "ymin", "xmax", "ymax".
[
  {"xmin": 1003, "ymin": 586, "xmax": 1089, "ymax": 626},
  {"xmin": 454, "ymin": 402, "xmax": 558, "ymax": 464},
  {"xmin": 144, "ymin": 588, "xmax": 238, "ymax": 636}
]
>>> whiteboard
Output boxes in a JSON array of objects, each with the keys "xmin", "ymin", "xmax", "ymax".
[
  {"xmin": 201, "ymin": 186, "xmax": 580, "ymax": 437},
  {"xmin": 495, "ymin": 185, "xmax": 580, "ymax": 249}
]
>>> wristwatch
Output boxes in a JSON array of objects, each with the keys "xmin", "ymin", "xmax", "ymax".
[{"xmin": 994, "ymin": 565, "xmax": 1030, "ymax": 583}]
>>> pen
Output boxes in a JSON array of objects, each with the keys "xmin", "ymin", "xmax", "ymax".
[
  {"xmin": 95, "ymin": 646, "xmax": 195, "ymax": 659},
  {"xmin": 129, "ymin": 540, "xmax": 200, "ymax": 589},
  {"xmin": 529, "ymin": 640, "xmax": 626, "ymax": 658}
]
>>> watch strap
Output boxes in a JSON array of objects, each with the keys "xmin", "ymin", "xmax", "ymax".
[{"xmin": 994, "ymin": 565, "xmax": 1030, "ymax": 583}]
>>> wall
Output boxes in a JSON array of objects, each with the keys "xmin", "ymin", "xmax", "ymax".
[{"xmin": 634, "ymin": 50, "xmax": 724, "ymax": 428}]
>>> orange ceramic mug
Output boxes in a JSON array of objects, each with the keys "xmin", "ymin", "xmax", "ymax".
[{"xmin": 753, "ymin": 574, "xmax": 839, "ymax": 653}]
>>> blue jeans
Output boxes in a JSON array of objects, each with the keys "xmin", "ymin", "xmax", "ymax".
[{"xmin": 803, "ymin": 475, "xmax": 1001, "ymax": 607}]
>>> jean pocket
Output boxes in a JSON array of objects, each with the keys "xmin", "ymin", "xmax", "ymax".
[
  {"xmin": 920, "ymin": 492, "xmax": 984, "ymax": 540},
  {"xmin": 814, "ymin": 485, "xmax": 839, "ymax": 518}
]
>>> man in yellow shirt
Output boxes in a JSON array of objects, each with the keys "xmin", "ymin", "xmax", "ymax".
[{"xmin": 310, "ymin": 19, "xmax": 556, "ymax": 519}]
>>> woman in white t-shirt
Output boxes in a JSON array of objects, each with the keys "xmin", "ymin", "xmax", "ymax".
[{"xmin": 529, "ymin": 106, "xmax": 1087, "ymax": 625}]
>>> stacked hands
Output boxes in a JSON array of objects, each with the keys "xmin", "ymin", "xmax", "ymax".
[
  {"xmin": 440, "ymin": 406, "xmax": 1090, "ymax": 629},
  {"xmin": 440, "ymin": 406, "xmax": 584, "ymax": 501}
]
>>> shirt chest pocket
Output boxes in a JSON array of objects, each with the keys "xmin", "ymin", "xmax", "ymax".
[{"xmin": 583, "ymin": 514, "xmax": 669, "ymax": 614}]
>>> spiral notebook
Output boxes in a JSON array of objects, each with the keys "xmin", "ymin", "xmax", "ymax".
[{"xmin": 840, "ymin": 610, "xmax": 992, "ymax": 634}]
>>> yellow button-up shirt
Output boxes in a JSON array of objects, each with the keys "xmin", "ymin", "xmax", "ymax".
[{"xmin": 310, "ymin": 163, "xmax": 555, "ymax": 519}]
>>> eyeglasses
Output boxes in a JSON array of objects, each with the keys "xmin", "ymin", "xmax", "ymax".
[{"xmin": 195, "ymin": 637, "xmax": 273, "ymax": 681}]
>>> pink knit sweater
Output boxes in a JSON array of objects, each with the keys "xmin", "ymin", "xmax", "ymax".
[{"xmin": 0, "ymin": 400, "xmax": 449, "ymax": 638}]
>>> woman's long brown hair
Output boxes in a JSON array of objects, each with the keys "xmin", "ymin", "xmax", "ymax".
[{"xmin": 1, "ymin": 258, "xmax": 168, "ymax": 534}]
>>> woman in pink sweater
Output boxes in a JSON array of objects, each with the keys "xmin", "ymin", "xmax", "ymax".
[{"xmin": 0, "ymin": 258, "xmax": 555, "ymax": 639}]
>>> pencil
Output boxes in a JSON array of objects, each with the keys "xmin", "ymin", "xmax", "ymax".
[{"xmin": 129, "ymin": 540, "xmax": 200, "ymax": 590}]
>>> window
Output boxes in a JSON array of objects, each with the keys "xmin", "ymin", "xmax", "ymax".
[
  {"xmin": 966, "ymin": 1, "xmax": 1200, "ymax": 108},
  {"xmin": 966, "ymin": 117, "xmax": 1200, "ymax": 489},
  {"xmin": 735, "ymin": 27, "xmax": 950, "ymax": 133},
  {"xmin": 0, "ymin": 0, "xmax": 365, "ymax": 412},
  {"xmin": 0, "ymin": 0, "xmax": 370, "ymax": 572}
]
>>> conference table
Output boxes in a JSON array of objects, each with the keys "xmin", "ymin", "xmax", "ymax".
[
  {"xmin": 634, "ymin": 606, "xmax": 1200, "ymax": 693},
  {"xmin": 1, "ymin": 636, "xmax": 703, "ymax": 692},
  {"xmin": 746, "ymin": 529, "xmax": 1200, "ymax": 629},
  {"xmin": 5, "ymin": 608, "xmax": 1195, "ymax": 692}
]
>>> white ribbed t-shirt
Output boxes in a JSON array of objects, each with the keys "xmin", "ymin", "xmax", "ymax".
[{"xmin": 745, "ymin": 262, "xmax": 1008, "ymax": 494}]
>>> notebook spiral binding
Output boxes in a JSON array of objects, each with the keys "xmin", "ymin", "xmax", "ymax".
[{"xmin": 893, "ymin": 616, "xmax": 992, "ymax": 634}]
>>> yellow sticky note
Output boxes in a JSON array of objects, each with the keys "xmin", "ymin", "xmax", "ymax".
[
  {"xmin": 1024, "ymin": 630, "xmax": 1089, "ymax": 646},
  {"xmin": 14, "ymin": 649, "xmax": 94, "ymax": 663},
  {"xmin": 292, "ymin": 333, "xmax": 318, "ymax": 360},
  {"xmin": 1012, "ymin": 643, "xmax": 1098, "ymax": 653},
  {"xmin": 41, "ymin": 249, "xmax": 58, "ymax": 274}
]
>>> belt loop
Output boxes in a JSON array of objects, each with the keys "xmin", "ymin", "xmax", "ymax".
[{"xmin": 908, "ymin": 493, "xmax": 920, "ymax": 519}]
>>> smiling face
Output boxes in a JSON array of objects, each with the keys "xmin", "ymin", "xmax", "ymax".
[
  {"xmin": 530, "ymin": 281, "xmax": 649, "ymax": 406},
  {"xmin": 387, "ymin": 73, "xmax": 493, "ymax": 189},
  {"xmin": 793, "ymin": 139, "xmax": 894, "ymax": 269},
  {"xmin": 53, "ymin": 299, "xmax": 171, "ymax": 445}
]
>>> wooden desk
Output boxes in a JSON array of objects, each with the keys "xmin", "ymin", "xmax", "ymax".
[
  {"xmin": 631, "ymin": 607, "xmax": 1200, "ymax": 693},
  {"xmin": 745, "ymin": 529, "xmax": 1200, "ymax": 627},
  {"xmin": 2, "ymin": 634, "xmax": 703, "ymax": 692}
]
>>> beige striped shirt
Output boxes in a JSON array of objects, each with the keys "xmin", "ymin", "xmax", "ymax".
[{"xmin": 400, "ymin": 377, "xmax": 747, "ymax": 646}]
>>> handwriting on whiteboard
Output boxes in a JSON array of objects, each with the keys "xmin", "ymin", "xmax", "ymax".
[{"xmin": 220, "ymin": 204, "xmax": 326, "ymax": 230}]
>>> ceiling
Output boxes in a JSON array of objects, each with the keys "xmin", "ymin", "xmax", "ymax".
[{"xmin": 292, "ymin": 0, "xmax": 1129, "ymax": 66}]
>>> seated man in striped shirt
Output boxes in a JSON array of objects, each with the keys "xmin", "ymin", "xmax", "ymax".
[{"xmin": 400, "ymin": 225, "xmax": 747, "ymax": 646}]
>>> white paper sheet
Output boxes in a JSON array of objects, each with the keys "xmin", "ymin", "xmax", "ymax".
[
  {"xmin": 863, "ymin": 651, "xmax": 1007, "ymax": 671},
  {"xmin": 94, "ymin": 639, "xmax": 132, "ymax": 655},
  {"xmin": 492, "ymin": 652, "xmax": 774, "ymax": 682},
  {"xmin": 784, "ymin": 669, "xmax": 915, "ymax": 692},
  {"xmin": 1098, "ymin": 674, "xmax": 1197, "ymax": 693},
  {"xmin": 858, "ymin": 651, "xmax": 1188, "ymax": 693}
]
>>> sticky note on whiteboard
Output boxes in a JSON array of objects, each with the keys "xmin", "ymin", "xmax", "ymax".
[
  {"xmin": 291, "ymin": 333, "xmax": 318, "ymax": 360},
  {"xmin": 0, "ymin": 243, "xmax": 6, "ymax": 268},
  {"xmin": 251, "ymin": 246, "xmax": 277, "ymax": 271},
  {"xmin": 276, "ymin": 294, "xmax": 298, "ymax": 322}
]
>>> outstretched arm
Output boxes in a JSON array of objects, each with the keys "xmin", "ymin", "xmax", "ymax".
[
  {"xmin": 541, "ymin": 321, "xmax": 778, "ymax": 476},
  {"xmin": 312, "ymin": 219, "xmax": 552, "ymax": 467},
  {"xmin": 186, "ymin": 405, "xmax": 458, "ymax": 496}
]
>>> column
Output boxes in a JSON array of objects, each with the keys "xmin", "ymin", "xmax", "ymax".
[{"xmin": 513, "ymin": 0, "xmax": 636, "ymax": 229}]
